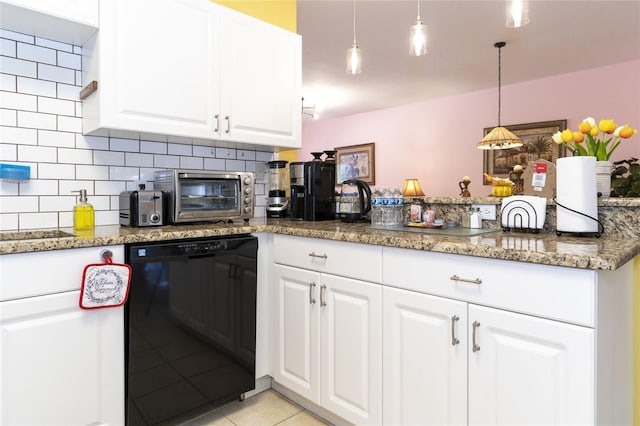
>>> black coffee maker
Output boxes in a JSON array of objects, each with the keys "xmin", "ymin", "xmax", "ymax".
[
  {"xmin": 337, "ymin": 179, "xmax": 372, "ymax": 222},
  {"xmin": 290, "ymin": 153, "xmax": 336, "ymax": 221}
]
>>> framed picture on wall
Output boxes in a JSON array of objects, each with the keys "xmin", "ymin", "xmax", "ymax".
[
  {"xmin": 482, "ymin": 120, "xmax": 567, "ymax": 184},
  {"xmin": 335, "ymin": 142, "xmax": 375, "ymax": 184}
]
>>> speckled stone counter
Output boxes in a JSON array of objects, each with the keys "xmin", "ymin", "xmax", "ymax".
[{"xmin": 2, "ymin": 216, "xmax": 639, "ymax": 271}]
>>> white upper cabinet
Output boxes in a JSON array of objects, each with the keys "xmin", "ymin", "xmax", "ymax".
[
  {"xmin": 0, "ymin": 0, "xmax": 98, "ymax": 45},
  {"xmin": 82, "ymin": 0, "xmax": 302, "ymax": 149}
]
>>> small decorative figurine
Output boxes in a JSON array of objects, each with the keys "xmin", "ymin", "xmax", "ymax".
[
  {"xmin": 509, "ymin": 164, "xmax": 524, "ymax": 195},
  {"xmin": 459, "ymin": 176, "xmax": 471, "ymax": 197}
]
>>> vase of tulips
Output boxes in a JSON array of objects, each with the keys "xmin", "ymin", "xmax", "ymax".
[{"xmin": 553, "ymin": 118, "xmax": 637, "ymax": 197}]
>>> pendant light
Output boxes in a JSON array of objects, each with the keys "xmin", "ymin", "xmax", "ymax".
[
  {"xmin": 478, "ymin": 41, "xmax": 523, "ymax": 150},
  {"xmin": 506, "ymin": 0, "xmax": 530, "ymax": 28},
  {"xmin": 346, "ymin": 0, "xmax": 362, "ymax": 74},
  {"xmin": 409, "ymin": 0, "xmax": 427, "ymax": 56}
]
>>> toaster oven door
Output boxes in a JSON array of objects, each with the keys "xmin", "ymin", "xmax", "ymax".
[{"xmin": 176, "ymin": 176, "xmax": 241, "ymax": 221}]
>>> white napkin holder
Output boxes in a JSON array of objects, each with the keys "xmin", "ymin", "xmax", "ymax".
[{"xmin": 501, "ymin": 195, "xmax": 547, "ymax": 232}]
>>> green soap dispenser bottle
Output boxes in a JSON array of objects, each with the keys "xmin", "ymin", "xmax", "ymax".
[{"xmin": 73, "ymin": 189, "xmax": 95, "ymax": 232}]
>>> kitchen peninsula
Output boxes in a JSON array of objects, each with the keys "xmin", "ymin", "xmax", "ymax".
[{"xmin": 1, "ymin": 197, "xmax": 638, "ymax": 425}]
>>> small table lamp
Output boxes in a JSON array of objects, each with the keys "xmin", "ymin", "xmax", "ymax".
[{"xmin": 402, "ymin": 179, "xmax": 425, "ymax": 197}]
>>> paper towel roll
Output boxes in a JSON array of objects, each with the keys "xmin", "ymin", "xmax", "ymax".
[{"xmin": 556, "ymin": 157, "xmax": 598, "ymax": 233}]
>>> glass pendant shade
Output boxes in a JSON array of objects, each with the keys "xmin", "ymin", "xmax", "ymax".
[
  {"xmin": 409, "ymin": 20, "xmax": 427, "ymax": 56},
  {"xmin": 506, "ymin": 0, "xmax": 530, "ymax": 28},
  {"xmin": 402, "ymin": 179, "xmax": 425, "ymax": 197},
  {"xmin": 346, "ymin": 43, "xmax": 362, "ymax": 74}
]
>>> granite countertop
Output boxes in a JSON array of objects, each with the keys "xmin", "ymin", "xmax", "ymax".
[{"xmin": 1, "ymin": 218, "xmax": 639, "ymax": 271}]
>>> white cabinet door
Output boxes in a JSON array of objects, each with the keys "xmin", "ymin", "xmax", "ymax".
[
  {"xmin": 320, "ymin": 274, "xmax": 382, "ymax": 426},
  {"xmin": 273, "ymin": 264, "xmax": 319, "ymax": 402},
  {"xmin": 468, "ymin": 304, "xmax": 594, "ymax": 426},
  {"xmin": 0, "ymin": 291, "xmax": 124, "ymax": 426},
  {"xmin": 220, "ymin": 8, "xmax": 301, "ymax": 147},
  {"xmin": 84, "ymin": 0, "xmax": 220, "ymax": 139},
  {"xmin": 383, "ymin": 286, "xmax": 467, "ymax": 426}
]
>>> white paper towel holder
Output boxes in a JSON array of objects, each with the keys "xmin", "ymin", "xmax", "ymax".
[{"xmin": 554, "ymin": 197, "xmax": 604, "ymax": 238}]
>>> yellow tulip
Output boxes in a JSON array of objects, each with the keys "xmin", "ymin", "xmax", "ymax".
[
  {"xmin": 590, "ymin": 126, "xmax": 599, "ymax": 137},
  {"xmin": 599, "ymin": 119, "xmax": 617, "ymax": 134},
  {"xmin": 618, "ymin": 124, "xmax": 638, "ymax": 139},
  {"xmin": 560, "ymin": 129, "xmax": 574, "ymax": 142},
  {"xmin": 578, "ymin": 121, "xmax": 592, "ymax": 134},
  {"xmin": 573, "ymin": 132, "xmax": 585, "ymax": 143}
]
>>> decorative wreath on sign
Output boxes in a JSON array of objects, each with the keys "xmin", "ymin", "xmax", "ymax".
[{"xmin": 79, "ymin": 253, "xmax": 131, "ymax": 310}]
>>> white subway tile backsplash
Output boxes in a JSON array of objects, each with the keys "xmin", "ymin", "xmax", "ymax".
[
  {"xmin": 18, "ymin": 144, "xmax": 56, "ymax": 162},
  {"xmin": 109, "ymin": 166, "xmax": 139, "ymax": 182},
  {"xmin": 56, "ymin": 83, "xmax": 80, "ymax": 101},
  {"xmin": 0, "ymin": 213, "xmax": 19, "ymax": 231},
  {"xmin": 140, "ymin": 132, "xmax": 168, "ymax": 143},
  {"xmin": 95, "ymin": 180, "xmax": 126, "ymax": 196},
  {"xmin": 18, "ymin": 179, "xmax": 58, "ymax": 196},
  {"xmin": 193, "ymin": 145, "xmax": 215, "ymax": 157},
  {"xmin": 0, "ymin": 29, "xmax": 33, "ymax": 43},
  {"xmin": 75, "ymin": 100, "xmax": 81, "ymax": 117},
  {"xmin": 94, "ymin": 150, "xmax": 125, "ymax": 166},
  {"xmin": 58, "ymin": 147, "xmax": 92, "ymax": 164},
  {"xmin": 38, "ymin": 163, "xmax": 75, "ymax": 179},
  {"xmin": 238, "ymin": 149, "xmax": 256, "ymax": 160},
  {"xmin": 35, "ymin": 37, "xmax": 72, "ymax": 53},
  {"xmin": 76, "ymin": 134, "xmax": 108, "ymax": 150},
  {"xmin": 73, "ymin": 45, "xmax": 82, "ymax": 55},
  {"xmin": 59, "ymin": 180, "xmax": 93, "ymax": 196},
  {"xmin": 40, "ymin": 195, "xmax": 76, "ymax": 212},
  {"xmin": 0, "ymin": 74, "xmax": 17, "ymax": 91},
  {"xmin": 57, "ymin": 115, "xmax": 81, "ymax": 132},
  {"xmin": 17, "ymin": 110, "xmax": 56, "ymax": 130},
  {"xmin": 38, "ymin": 130, "xmax": 75, "ymax": 147},
  {"xmin": 0, "ymin": 126, "xmax": 37, "ymax": 144},
  {"xmin": 204, "ymin": 157, "xmax": 225, "ymax": 170},
  {"xmin": 0, "ymin": 195, "xmax": 38, "ymax": 212},
  {"xmin": 59, "ymin": 211, "xmax": 72, "ymax": 228},
  {"xmin": 38, "ymin": 96, "xmax": 75, "ymax": 116},
  {"xmin": 76, "ymin": 164, "xmax": 108, "ymax": 180},
  {"xmin": 96, "ymin": 210, "xmax": 118, "ymax": 227},
  {"xmin": 216, "ymin": 147, "xmax": 236, "ymax": 159},
  {"xmin": 0, "ymin": 56, "xmax": 37, "ymax": 78},
  {"xmin": 0, "ymin": 143, "xmax": 17, "ymax": 160},
  {"xmin": 57, "ymin": 51, "xmax": 81, "ymax": 70},
  {"xmin": 1, "ymin": 108, "xmax": 16, "ymax": 126},
  {"xmin": 0, "ymin": 91, "xmax": 37, "ymax": 111},
  {"xmin": 110, "ymin": 138, "xmax": 139, "ymax": 152},
  {"xmin": 0, "ymin": 180, "xmax": 19, "ymax": 195},
  {"xmin": 37, "ymin": 63, "xmax": 75, "ymax": 84},
  {"xmin": 226, "ymin": 159, "xmax": 245, "ymax": 171},
  {"xmin": 17, "ymin": 42, "xmax": 56, "ymax": 65},
  {"xmin": 140, "ymin": 140, "xmax": 167, "ymax": 154},
  {"xmin": 256, "ymin": 151, "xmax": 274, "ymax": 162},
  {"xmin": 1, "ymin": 38, "xmax": 16, "ymax": 57},
  {"xmin": 75, "ymin": 70, "xmax": 82, "ymax": 86},
  {"xmin": 139, "ymin": 168, "xmax": 161, "ymax": 185},
  {"xmin": 19, "ymin": 212, "xmax": 59, "ymax": 230},
  {"xmin": 154, "ymin": 155, "xmax": 180, "ymax": 169},
  {"xmin": 180, "ymin": 156, "xmax": 203, "ymax": 170},
  {"xmin": 168, "ymin": 143, "xmax": 192, "ymax": 156},
  {"xmin": 88, "ymin": 195, "xmax": 110, "ymax": 211},
  {"xmin": 17, "ymin": 77, "xmax": 57, "ymax": 97},
  {"xmin": 125, "ymin": 152, "xmax": 153, "ymax": 167}
]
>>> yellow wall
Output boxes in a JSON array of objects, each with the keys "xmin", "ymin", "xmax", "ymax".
[{"xmin": 212, "ymin": 0, "xmax": 299, "ymax": 163}]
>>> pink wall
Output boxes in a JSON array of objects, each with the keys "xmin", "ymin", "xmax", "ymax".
[{"xmin": 301, "ymin": 60, "xmax": 640, "ymax": 197}]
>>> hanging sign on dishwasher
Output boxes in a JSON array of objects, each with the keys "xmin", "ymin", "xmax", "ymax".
[{"xmin": 79, "ymin": 249, "xmax": 131, "ymax": 309}]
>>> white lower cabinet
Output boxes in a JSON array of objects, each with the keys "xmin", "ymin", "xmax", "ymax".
[
  {"xmin": 273, "ymin": 263, "xmax": 382, "ymax": 425},
  {"xmin": 0, "ymin": 246, "xmax": 124, "ymax": 425}
]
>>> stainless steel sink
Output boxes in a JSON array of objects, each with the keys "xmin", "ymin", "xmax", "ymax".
[
  {"xmin": 0, "ymin": 230, "xmax": 75, "ymax": 241},
  {"xmin": 370, "ymin": 224, "xmax": 501, "ymax": 236}
]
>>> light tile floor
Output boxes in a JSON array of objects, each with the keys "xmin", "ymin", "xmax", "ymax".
[{"xmin": 184, "ymin": 390, "xmax": 332, "ymax": 426}]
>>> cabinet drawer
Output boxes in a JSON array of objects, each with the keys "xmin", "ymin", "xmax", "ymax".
[
  {"xmin": 273, "ymin": 235, "xmax": 381, "ymax": 283},
  {"xmin": 382, "ymin": 247, "xmax": 595, "ymax": 327},
  {"xmin": 0, "ymin": 245, "xmax": 124, "ymax": 302}
]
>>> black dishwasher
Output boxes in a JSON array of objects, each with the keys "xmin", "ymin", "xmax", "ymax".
[{"xmin": 125, "ymin": 235, "xmax": 258, "ymax": 425}]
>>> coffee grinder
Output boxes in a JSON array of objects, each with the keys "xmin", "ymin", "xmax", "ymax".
[{"xmin": 266, "ymin": 160, "xmax": 289, "ymax": 218}]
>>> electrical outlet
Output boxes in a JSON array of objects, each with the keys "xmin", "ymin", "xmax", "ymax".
[{"xmin": 472, "ymin": 204, "xmax": 496, "ymax": 221}]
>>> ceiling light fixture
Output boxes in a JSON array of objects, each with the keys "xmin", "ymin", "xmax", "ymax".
[
  {"xmin": 506, "ymin": 0, "xmax": 530, "ymax": 28},
  {"xmin": 409, "ymin": 0, "xmax": 427, "ymax": 56},
  {"xmin": 478, "ymin": 41, "xmax": 523, "ymax": 150},
  {"xmin": 301, "ymin": 97, "xmax": 319, "ymax": 119},
  {"xmin": 346, "ymin": 0, "xmax": 362, "ymax": 74}
]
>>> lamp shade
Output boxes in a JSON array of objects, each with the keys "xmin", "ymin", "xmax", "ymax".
[
  {"xmin": 402, "ymin": 179, "xmax": 425, "ymax": 196},
  {"xmin": 477, "ymin": 126, "xmax": 523, "ymax": 150}
]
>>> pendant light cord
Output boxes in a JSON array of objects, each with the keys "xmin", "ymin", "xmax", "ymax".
[
  {"xmin": 352, "ymin": 0, "xmax": 357, "ymax": 44},
  {"xmin": 417, "ymin": 0, "xmax": 421, "ymax": 21},
  {"xmin": 494, "ymin": 41, "xmax": 506, "ymax": 127}
]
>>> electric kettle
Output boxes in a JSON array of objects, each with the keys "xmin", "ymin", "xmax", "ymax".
[{"xmin": 338, "ymin": 179, "xmax": 372, "ymax": 222}]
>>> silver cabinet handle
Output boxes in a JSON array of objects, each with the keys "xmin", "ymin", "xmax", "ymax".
[
  {"xmin": 472, "ymin": 321, "xmax": 481, "ymax": 352},
  {"xmin": 214, "ymin": 114, "xmax": 220, "ymax": 132},
  {"xmin": 450, "ymin": 274, "xmax": 482, "ymax": 285},
  {"xmin": 308, "ymin": 252, "xmax": 328, "ymax": 259},
  {"xmin": 451, "ymin": 315, "xmax": 460, "ymax": 346},
  {"xmin": 309, "ymin": 282, "xmax": 316, "ymax": 304},
  {"xmin": 320, "ymin": 284, "xmax": 327, "ymax": 306},
  {"xmin": 225, "ymin": 115, "xmax": 231, "ymax": 134}
]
